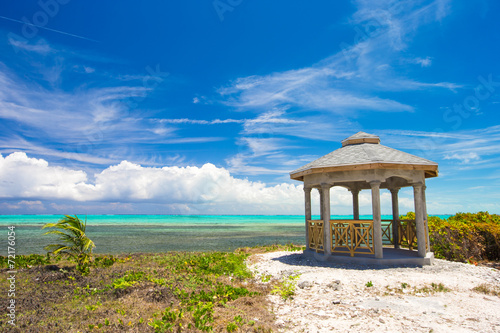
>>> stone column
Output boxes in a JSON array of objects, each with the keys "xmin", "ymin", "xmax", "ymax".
[
  {"xmin": 350, "ymin": 188, "xmax": 361, "ymax": 249},
  {"xmin": 422, "ymin": 185, "xmax": 430, "ymax": 252},
  {"xmin": 370, "ymin": 181, "xmax": 383, "ymax": 259},
  {"xmin": 413, "ymin": 183, "xmax": 427, "ymax": 258},
  {"xmin": 319, "ymin": 187, "xmax": 324, "ymax": 220},
  {"xmin": 304, "ymin": 186, "xmax": 312, "ymax": 251},
  {"xmin": 321, "ymin": 183, "xmax": 332, "ymax": 255},
  {"xmin": 390, "ymin": 188, "xmax": 400, "ymax": 249},
  {"xmin": 351, "ymin": 189, "xmax": 360, "ymax": 220}
]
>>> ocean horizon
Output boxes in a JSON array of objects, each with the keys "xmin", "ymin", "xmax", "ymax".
[{"xmin": 1, "ymin": 214, "xmax": 452, "ymax": 255}]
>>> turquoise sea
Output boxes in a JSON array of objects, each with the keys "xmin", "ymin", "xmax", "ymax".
[{"xmin": 0, "ymin": 214, "xmax": 452, "ymax": 255}]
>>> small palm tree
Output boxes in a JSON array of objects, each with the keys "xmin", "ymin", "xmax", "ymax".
[{"xmin": 42, "ymin": 215, "xmax": 95, "ymax": 272}]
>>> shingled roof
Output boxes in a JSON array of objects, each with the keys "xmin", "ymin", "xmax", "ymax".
[{"xmin": 290, "ymin": 132, "xmax": 438, "ymax": 181}]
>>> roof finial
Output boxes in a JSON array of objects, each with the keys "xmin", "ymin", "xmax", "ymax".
[{"xmin": 341, "ymin": 131, "xmax": 380, "ymax": 147}]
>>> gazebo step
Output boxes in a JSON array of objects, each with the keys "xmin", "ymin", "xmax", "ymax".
[{"xmin": 303, "ymin": 248, "xmax": 434, "ymax": 266}]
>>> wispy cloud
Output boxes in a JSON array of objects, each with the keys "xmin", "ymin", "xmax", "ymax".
[
  {"xmin": 379, "ymin": 126, "xmax": 500, "ymax": 170},
  {"xmin": 225, "ymin": 137, "xmax": 301, "ymax": 175},
  {"xmin": 214, "ymin": 1, "xmax": 457, "ymax": 116},
  {"xmin": 7, "ymin": 38, "xmax": 53, "ymax": 54},
  {"xmin": 157, "ymin": 118, "xmax": 244, "ymax": 125},
  {"xmin": 155, "ymin": 109, "xmax": 308, "ymax": 126},
  {"xmin": 444, "ymin": 152, "xmax": 480, "ymax": 164},
  {"xmin": 0, "ymin": 39, "xmax": 218, "ymax": 167}
]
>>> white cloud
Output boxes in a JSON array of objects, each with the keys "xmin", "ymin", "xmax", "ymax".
[
  {"xmin": 0, "ymin": 152, "xmax": 89, "ymax": 199},
  {"xmin": 444, "ymin": 152, "xmax": 480, "ymax": 164},
  {"xmin": 414, "ymin": 57, "xmax": 432, "ymax": 67},
  {"xmin": 0, "ymin": 152, "xmax": 418, "ymax": 214},
  {"xmin": 0, "ymin": 152, "xmax": 300, "ymax": 205},
  {"xmin": 8, "ymin": 38, "xmax": 53, "ymax": 55},
  {"xmin": 156, "ymin": 110, "xmax": 307, "ymax": 127},
  {"xmin": 157, "ymin": 118, "xmax": 244, "ymax": 125}
]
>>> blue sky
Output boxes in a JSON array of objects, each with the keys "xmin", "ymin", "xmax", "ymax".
[{"xmin": 0, "ymin": 0, "xmax": 499, "ymax": 215}]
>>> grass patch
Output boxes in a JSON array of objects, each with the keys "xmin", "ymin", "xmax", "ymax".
[
  {"xmin": 0, "ymin": 250, "xmax": 277, "ymax": 332},
  {"xmin": 472, "ymin": 283, "xmax": 500, "ymax": 297},
  {"xmin": 271, "ymin": 273, "xmax": 300, "ymax": 301},
  {"xmin": 383, "ymin": 282, "xmax": 451, "ymax": 296}
]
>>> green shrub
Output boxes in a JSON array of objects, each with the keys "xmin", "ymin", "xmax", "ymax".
[
  {"xmin": 271, "ymin": 274, "xmax": 300, "ymax": 300},
  {"xmin": 401, "ymin": 211, "xmax": 500, "ymax": 262},
  {"xmin": 93, "ymin": 255, "xmax": 117, "ymax": 268},
  {"xmin": 0, "ymin": 254, "xmax": 52, "ymax": 269},
  {"xmin": 111, "ymin": 271, "xmax": 145, "ymax": 289}
]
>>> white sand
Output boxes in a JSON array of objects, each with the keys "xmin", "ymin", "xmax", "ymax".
[{"xmin": 248, "ymin": 251, "xmax": 500, "ymax": 333}]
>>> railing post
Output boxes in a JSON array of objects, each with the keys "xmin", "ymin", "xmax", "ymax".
[{"xmin": 350, "ymin": 222, "xmax": 354, "ymax": 256}]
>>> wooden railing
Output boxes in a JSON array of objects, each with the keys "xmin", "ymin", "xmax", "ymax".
[
  {"xmin": 307, "ymin": 220, "xmax": 324, "ymax": 252},
  {"xmin": 397, "ymin": 219, "xmax": 421, "ymax": 250},
  {"xmin": 308, "ymin": 219, "xmax": 424, "ymax": 256},
  {"xmin": 381, "ymin": 219, "xmax": 393, "ymax": 245},
  {"xmin": 331, "ymin": 220, "xmax": 374, "ymax": 257}
]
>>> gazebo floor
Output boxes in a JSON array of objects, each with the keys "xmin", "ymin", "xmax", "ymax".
[{"xmin": 303, "ymin": 248, "xmax": 434, "ymax": 266}]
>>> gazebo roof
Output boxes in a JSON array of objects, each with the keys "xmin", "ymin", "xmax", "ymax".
[{"xmin": 290, "ymin": 132, "xmax": 438, "ymax": 181}]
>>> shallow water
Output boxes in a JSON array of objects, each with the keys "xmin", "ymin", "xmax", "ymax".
[{"xmin": 0, "ymin": 214, "xmax": 451, "ymax": 254}]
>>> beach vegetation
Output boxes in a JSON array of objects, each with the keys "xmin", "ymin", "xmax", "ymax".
[
  {"xmin": 271, "ymin": 273, "xmax": 300, "ymax": 300},
  {"xmin": 365, "ymin": 281, "xmax": 373, "ymax": 287},
  {"xmin": 383, "ymin": 282, "xmax": 450, "ymax": 296},
  {"xmin": 472, "ymin": 283, "xmax": 500, "ymax": 297},
  {"xmin": 400, "ymin": 211, "xmax": 500, "ymax": 262},
  {"xmin": 0, "ymin": 253, "xmax": 52, "ymax": 269},
  {"xmin": 236, "ymin": 243, "xmax": 305, "ymax": 254},
  {"xmin": 0, "ymin": 249, "xmax": 277, "ymax": 332},
  {"xmin": 42, "ymin": 215, "xmax": 95, "ymax": 274},
  {"xmin": 93, "ymin": 254, "xmax": 118, "ymax": 268},
  {"xmin": 226, "ymin": 321, "xmax": 238, "ymax": 332},
  {"xmin": 261, "ymin": 274, "xmax": 272, "ymax": 282}
]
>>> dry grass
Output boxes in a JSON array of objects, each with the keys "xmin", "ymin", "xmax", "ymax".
[{"xmin": 472, "ymin": 283, "xmax": 500, "ymax": 297}]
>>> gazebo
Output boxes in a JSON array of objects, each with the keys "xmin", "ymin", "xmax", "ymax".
[{"xmin": 290, "ymin": 132, "xmax": 438, "ymax": 265}]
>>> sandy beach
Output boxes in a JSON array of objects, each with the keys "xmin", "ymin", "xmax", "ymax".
[{"xmin": 249, "ymin": 251, "xmax": 500, "ymax": 333}]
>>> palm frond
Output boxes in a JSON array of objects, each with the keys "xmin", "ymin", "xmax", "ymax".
[{"xmin": 42, "ymin": 214, "xmax": 95, "ymax": 268}]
